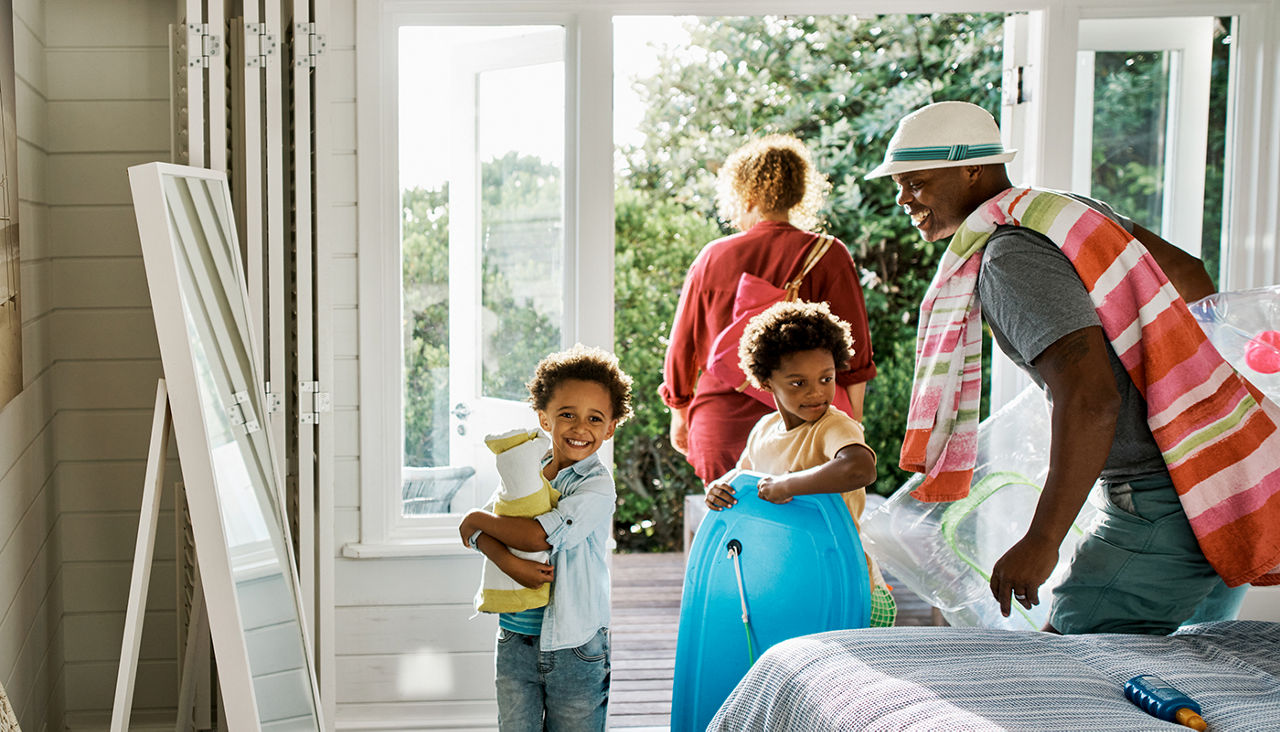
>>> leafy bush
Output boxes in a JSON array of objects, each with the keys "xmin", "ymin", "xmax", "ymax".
[{"xmin": 612, "ymin": 187, "xmax": 723, "ymax": 551}]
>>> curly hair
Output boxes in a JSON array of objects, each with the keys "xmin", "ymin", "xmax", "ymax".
[
  {"xmin": 738, "ymin": 300, "xmax": 854, "ymax": 389},
  {"xmin": 527, "ymin": 344, "xmax": 634, "ymax": 424},
  {"xmin": 715, "ymin": 133, "xmax": 831, "ymax": 232}
]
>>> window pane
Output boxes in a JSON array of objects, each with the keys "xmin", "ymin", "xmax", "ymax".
[
  {"xmin": 399, "ymin": 25, "xmax": 565, "ymax": 516},
  {"xmin": 1088, "ymin": 50, "xmax": 1171, "ymax": 232},
  {"xmin": 478, "ymin": 62, "xmax": 565, "ymax": 401}
]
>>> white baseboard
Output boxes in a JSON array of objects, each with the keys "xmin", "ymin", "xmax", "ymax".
[
  {"xmin": 64, "ymin": 710, "xmax": 175, "ymax": 731},
  {"xmin": 336, "ymin": 700, "xmax": 498, "ymax": 731}
]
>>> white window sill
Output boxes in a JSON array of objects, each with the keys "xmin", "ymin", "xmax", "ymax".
[{"xmin": 341, "ymin": 539, "xmax": 475, "ymax": 558}]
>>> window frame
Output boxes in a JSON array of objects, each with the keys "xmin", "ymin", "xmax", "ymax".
[{"xmin": 351, "ymin": 0, "xmax": 1280, "ymax": 555}]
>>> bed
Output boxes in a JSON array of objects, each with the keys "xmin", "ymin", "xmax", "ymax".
[{"xmin": 709, "ymin": 620, "xmax": 1280, "ymax": 731}]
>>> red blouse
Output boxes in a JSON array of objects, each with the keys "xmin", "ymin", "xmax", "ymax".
[{"xmin": 660, "ymin": 220, "xmax": 876, "ymax": 411}]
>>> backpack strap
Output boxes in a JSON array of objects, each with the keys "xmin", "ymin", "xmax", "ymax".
[{"xmin": 782, "ymin": 234, "xmax": 835, "ymax": 300}]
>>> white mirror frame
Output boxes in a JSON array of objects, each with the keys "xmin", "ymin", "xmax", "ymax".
[{"xmin": 129, "ymin": 162, "xmax": 325, "ymax": 730}]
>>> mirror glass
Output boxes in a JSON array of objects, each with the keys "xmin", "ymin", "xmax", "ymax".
[{"xmin": 139, "ymin": 166, "xmax": 321, "ymax": 729}]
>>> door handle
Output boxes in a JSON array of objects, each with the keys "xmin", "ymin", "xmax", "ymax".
[{"xmin": 452, "ymin": 402, "xmax": 471, "ymax": 420}]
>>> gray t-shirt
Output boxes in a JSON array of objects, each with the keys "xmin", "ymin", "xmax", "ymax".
[{"xmin": 977, "ymin": 194, "xmax": 1169, "ymax": 485}]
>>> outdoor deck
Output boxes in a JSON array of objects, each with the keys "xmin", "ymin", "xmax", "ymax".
[{"xmin": 607, "ymin": 552, "xmax": 944, "ymax": 730}]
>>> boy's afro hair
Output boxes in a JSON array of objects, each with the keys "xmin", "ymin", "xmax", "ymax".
[
  {"xmin": 526, "ymin": 344, "xmax": 634, "ymax": 424},
  {"xmin": 738, "ymin": 300, "xmax": 853, "ymax": 389}
]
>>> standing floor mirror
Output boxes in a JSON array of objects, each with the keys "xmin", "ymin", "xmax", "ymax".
[{"xmin": 128, "ymin": 162, "xmax": 323, "ymax": 730}]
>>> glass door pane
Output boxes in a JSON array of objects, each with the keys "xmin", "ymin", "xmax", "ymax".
[
  {"xmin": 399, "ymin": 26, "xmax": 566, "ymax": 516},
  {"xmin": 1073, "ymin": 17, "xmax": 1214, "ymax": 256}
]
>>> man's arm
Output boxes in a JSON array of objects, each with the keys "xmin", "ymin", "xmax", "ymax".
[
  {"xmin": 756, "ymin": 444, "xmax": 877, "ymax": 504},
  {"xmin": 989, "ymin": 326, "xmax": 1120, "ymax": 618},
  {"xmin": 1131, "ymin": 224, "xmax": 1217, "ymax": 303},
  {"xmin": 460, "ymin": 510, "xmax": 551, "ymax": 552}
]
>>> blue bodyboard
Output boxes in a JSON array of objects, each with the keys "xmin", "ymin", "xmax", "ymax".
[{"xmin": 671, "ymin": 470, "xmax": 872, "ymax": 731}]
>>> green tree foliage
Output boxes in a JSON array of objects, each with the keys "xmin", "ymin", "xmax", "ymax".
[
  {"xmin": 1089, "ymin": 51, "xmax": 1171, "ymax": 229},
  {"xmin": 612, "ymin": 14, "xmax": 1005, "ymax": 549},
  {"xmin": 402, "ymin": 185, "xmax": 451, "ymax": 467},
  {"xmin": 612, "ymin": 188, "xmax": 723, "ymax": 551}
]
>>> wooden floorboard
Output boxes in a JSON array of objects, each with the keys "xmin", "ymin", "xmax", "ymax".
[{"xmin": 607, "ymin": 551, "xmax": 944, "ymax": 730}]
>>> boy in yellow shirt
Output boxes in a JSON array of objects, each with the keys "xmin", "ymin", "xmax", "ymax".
[{"xmin": 705, "ymin": 300, "xmax": 895, "ymax": 626}]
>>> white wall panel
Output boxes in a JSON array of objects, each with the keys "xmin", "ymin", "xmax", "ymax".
[
  {"xmin": 18, "ymin": 260, "xmax": 47, "ymax": 323},
  {"xmin": 334, "ymin": 507, "xmax": 359, "ymax": 548},
  {"xmin": 331, "ymin": 256, "xmax": 358, "ymax": 307},
  {"xmin": 333, "ymin": 357, "xmax": 358, "ymax": 409},
  {"xmin": 14, "ymin": 80, "xmax": 45, "ymax": 149},
  {"xmin": 50, "ymin": 310, "xmax": 159, "ymax": 360},
  {"xmin": 52, "ymin": 360, "xmax": 164, "ymax": 410},
  {"xmin": 11, "ymin": 11, "xmax": 45, "ymax": 92},
  {"xmin": 335, "ymin": 556, "xmax": 482, "ymax": 607},
  {"xmin": 45, "ymin": 0, "xmax": 171, "ymax": 47},
  {"xmin": 46, "ymin": 206, "xmax": 144, "ymax": 258},
  {"xmin": 59, "ymin": 511, "xmax": 175, "ymax": 562},
  {"xmin": 332, "ymin": 308, "xmax": 359, "ymax": 357},
  {"xmin": 334, "ymin": 605, "xmax": 494, "ymax": 656},
  {"xmin": 333, "ymin": 458, "xmax": 360, "ymax": 510},
  {"xmin": 46, "ymin": 152, "xmax": 167, "ymax": 206},
  {"xmin": 61, "ymin": 611, "xmax": 176, "ymax": 663},
  {"xmin": 330, "ymin": 101, "xmax": 356, "ymax": 152},
  {"xmin": 46, "ymin": 101, "xmax": 169, "ymax": 153},
  {"xmin": 334, "ymin": 407, "xmax": 359, "ymax": 459},
  {"xmin": 324, "ymin": 154, "xmax": 357, "ymax": 205},
  {"xmin": 335, "ymin": 652, "xmax": 494, "ymax": 704},
  {"xmin": 16, "ymin": 138, "xmax": 45, "ymax": 203},
  {"xmin": 16, "ymin": 201, "xmax": 46, "ymax": 261},
  {"xmin": 49, "ymin": 258, "xmax": 150, "ymax": 309},
  {"xmin": 63, "ymin": 659, "xmax": 176, "ymax": 711},
  {"xmin": 60, "ymin": 562, "xmax": 176, "ymax": 614},
  {"xmin": 1, "ymin": 3, "xmax": 58, "ymax": 727},
  {"xmin": 45, "ymin": 49, "xmax": 168, "ymax": 100},
  {"xmin": 324, "ymin": 204, "xmax": 358, "ymax": 255}
]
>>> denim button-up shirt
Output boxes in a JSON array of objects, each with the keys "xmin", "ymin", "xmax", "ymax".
[{"xmin": 534, "ymin": 451, "xmax": 616, "ymax": 651}]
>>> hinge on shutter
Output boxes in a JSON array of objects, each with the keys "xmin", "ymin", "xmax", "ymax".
[
  {"xmin": 299, "ymin": 381, "xmax": 331, "ymax": 424},
  {"xmin": 187, "ymin": 23, "xmax": 222, "ymax": 68},
  {"xmin": 264, "ymin": 381, "xmax": 282, "ymax": 415},
  {"xmin": 294, "ymin": 22, "xmax": 327, "ymax": 68},
  {"xmin": 228, "ymin": 391, "xmax": 262, "ymax": 434},
  {"xmin": 245, "ymin": 21, "xmax": 278, "ymax": 68},
  {"xmin": 1002, "ymin": 65, "xmax": 1031, "ymax": 106}
]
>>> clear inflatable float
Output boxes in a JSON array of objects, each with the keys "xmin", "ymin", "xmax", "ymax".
[{"xmin": 862, "ymin": 285, "xmax": 1280, "ymax": 631}]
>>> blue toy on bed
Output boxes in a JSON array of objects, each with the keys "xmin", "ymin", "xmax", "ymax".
[{"xmin": 671, "ymin": 470, "xmax": 872, "ymax": 732}]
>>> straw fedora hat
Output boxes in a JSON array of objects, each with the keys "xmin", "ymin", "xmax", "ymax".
[{"xmin": 865, "ymin": 101, "xmax": 1017, "ymax": 179}]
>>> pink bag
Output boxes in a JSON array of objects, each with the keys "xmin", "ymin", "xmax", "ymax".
[{"xmin": 705, "ymin": 234, "xmax": 852, "ymax": 413}]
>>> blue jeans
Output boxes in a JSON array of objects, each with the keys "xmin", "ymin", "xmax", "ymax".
[{"xmin": 495, "ymin": 627, "xmax": 610, "ymax": 731}]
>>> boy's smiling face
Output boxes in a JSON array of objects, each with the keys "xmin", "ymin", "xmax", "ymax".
[
  {"xmin": 762, "ymin": 348, "xmax": 837, "ymax": 431},
  {"xmin": 537, "ymin": 379, "xmax": 617, "ymax": 473}
]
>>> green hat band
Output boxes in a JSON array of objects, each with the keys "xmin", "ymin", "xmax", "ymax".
[{"xmin": 891, "ymin": 143, "xmax": 1006, "ymax": 162}]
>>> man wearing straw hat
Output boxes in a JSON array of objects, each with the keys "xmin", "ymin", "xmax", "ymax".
[{"xmin": 866, "ymin": 101, "xmax": 1270, "ymax": 635}]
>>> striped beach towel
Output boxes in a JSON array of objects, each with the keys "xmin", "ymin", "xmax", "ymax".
[{"xmin": 902, "ymin": 187, "xmax": 1280, "ymax": 586}]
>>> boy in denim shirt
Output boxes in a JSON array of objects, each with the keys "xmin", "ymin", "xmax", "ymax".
[{"xmin": 459, "ymin": 344, "xmax": 633, "ymax": 731}]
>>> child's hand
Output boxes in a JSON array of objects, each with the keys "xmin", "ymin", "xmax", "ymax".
[
  {"xmin": 757, "ymin": 475, "xmax": 794, "ymax": 504},
  {"xmin": 504, "ymin": 556, "xmax": 555, "ymax": 589},
  {"xmin": 705, "ymin": 482, "xmax": 737, "ymax": 511},
  {"xmin": 458, "ymin": 511, "xmax": 481, "ymax": 548}
]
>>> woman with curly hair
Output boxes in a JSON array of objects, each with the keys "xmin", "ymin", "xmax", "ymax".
[{"xmin": 660, "ymin": 134, "xmax": 876, "ymax": 485}]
